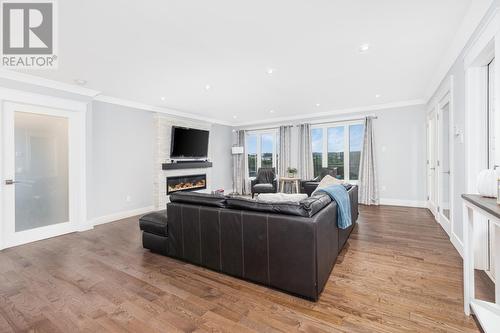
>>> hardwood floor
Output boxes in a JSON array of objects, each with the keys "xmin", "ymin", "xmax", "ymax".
[{"xmin": 0, "ymin": 205, "xmax": 493, "ymax": 332}]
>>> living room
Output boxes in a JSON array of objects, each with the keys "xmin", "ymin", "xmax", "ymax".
[{"xmin": 0, "ymin": 0, "xmax": 500, "ymax": 332}]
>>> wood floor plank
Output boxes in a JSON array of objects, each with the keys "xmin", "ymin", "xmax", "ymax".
[{"xmin": 0, "ymin": 205, "xmax": 492, "ymax": 332}]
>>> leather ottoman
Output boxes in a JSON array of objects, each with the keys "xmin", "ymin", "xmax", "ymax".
[{"xmin": 139, "ymin": 210, "xmax": 168, "ymax": 255}]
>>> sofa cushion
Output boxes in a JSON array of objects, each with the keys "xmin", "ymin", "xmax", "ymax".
[
  {"xmin": 300, "ymin": 193, "xmax": 333, "ymax": 217},
  {"xmin": 139, "ymin": 210, "xmax": 168, "ymax": 236},
  {"xmin": 169, "ymin": 191, "xmax": 227, "ymax": 208},
  {"xmin": 253, "ymin": 183, "xmax": 275, "ymax": 192},
  {"xmin": 227, "ymin": 193, "xmax": 331, "ymax": 217}
]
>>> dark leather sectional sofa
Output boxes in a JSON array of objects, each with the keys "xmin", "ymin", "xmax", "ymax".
[{"xmin": 140, "ymin": 186, "xmax": 358, "ymax": 301}]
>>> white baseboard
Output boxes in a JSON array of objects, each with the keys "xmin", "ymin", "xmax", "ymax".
[
  {"xmin": 87, "ymin": 205, "xmax": 155, "ymax": 228},
  {"xmin": 379, "ymin": 198, "xmax": 427, "ymax": 208},
  {"xmin": 451, "ymin": 232, "xmax": 464, "ymax": 258}
]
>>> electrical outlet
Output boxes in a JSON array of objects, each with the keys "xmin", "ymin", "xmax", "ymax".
[
  {"xmin": 381, "ymin": 185, "xmax": 387, "ymax": 192},
  {"xmin": 126, "ymin": 195, "xmax": 132, "ymax": 202}
]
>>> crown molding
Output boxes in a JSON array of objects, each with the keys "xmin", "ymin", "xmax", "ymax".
[
  {"xmin": 424, "ymin": 0, "xmax": 495, "ymax": 102},
  {"xmin": 233, "ymin": 99, "xmax": 426, "ymax": 127},
  {"xmin": 0, "ymin": 69, "xmax": 101, "ymax": 97},
  {"xmin": 93, "ymin": 95, "xmax": 232, "ymax": 126}
]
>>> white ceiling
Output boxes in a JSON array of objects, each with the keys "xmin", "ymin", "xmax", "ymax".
[{"xmin": 17, "ymin": 0, "xmax": 473, "ymax": 124}]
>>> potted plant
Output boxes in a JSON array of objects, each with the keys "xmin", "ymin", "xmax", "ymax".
[{"xmin": 287, "ymin": 167, "xmax": 298, "ymax": 178}]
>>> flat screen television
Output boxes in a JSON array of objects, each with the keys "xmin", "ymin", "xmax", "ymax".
[{"xmin": 170, "ymin": 126, "xmax": 209, "ymax": 158}]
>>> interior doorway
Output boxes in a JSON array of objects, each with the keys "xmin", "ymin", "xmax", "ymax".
[{"xmin": 1, "ymin": 101, "xmax": 86, "ymax": 249}]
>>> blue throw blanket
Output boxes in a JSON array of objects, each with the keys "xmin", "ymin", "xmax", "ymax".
[{"xmin": 317, "ymin": 184, "xmax": 352, "ymax": 229}]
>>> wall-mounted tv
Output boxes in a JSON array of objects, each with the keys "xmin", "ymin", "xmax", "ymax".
[{"xmin": 170, "ymin": 126, "xmax": 209, "ymax": 159}]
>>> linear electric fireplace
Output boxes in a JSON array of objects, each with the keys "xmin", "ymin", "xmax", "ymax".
[{"xmin": 167, "ymin": 174, "xmax": 206, "ymax": 194}]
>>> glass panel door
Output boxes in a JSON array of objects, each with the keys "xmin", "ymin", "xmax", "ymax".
[
  {"xmin": 2, "ymin": 102, "xmax": 79, "ymax": 249},
  {"xmin": 14, "ymin": 112, "xmax": 69, "ymax": 232}
]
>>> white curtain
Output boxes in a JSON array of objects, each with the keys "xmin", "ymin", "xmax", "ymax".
[
  {"xmin": 278, "ymin": 125, "xmax": 293, "ymax": 177},
  {"xmin": 298, "ymin": 123, "xmax": 314, "ymax": 180},
  {"xmin": 233, "ymin": 130, "xmax": 248, "ymax": 195},
  {"xmin": 358, "ymin": 117, "xmax": 379, "ymax": 205}
]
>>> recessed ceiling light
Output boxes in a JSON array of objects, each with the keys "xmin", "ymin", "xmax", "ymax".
[
  {"xmin": 205, "ymin": 84, "xmax": 211, "ymax": 91},
  {"xmin": 358, "ymin": 43, "xmax": 370, "ymax": 53},
  {"xmin": 160, "ymin": 96, "xmax": 166, "ymax": 101},
  {"xmin": 269, "ymin": 109, "xmax": 275, "ymax": 114},
  {"xmin": 267, "ymin": 68, "xmax": 275, "ymax": 75},
  {"xmin": 74, "ymin": 79, "xmax": 87, "ymax": 86},
  {"xmin": 375, "ymin": 94, "xmax": 381, "ymax": 98},
  {"xmin": 315, "ymin": 103, "xmax": 321, "ymax": 107}
]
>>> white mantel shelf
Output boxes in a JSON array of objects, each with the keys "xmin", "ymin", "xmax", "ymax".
[{"xmin": 462, "ymin": 194, "xmax": 500, "ymax": 332}]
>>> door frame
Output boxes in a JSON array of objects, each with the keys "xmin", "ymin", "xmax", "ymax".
[
  {"xmin": 426, "ymin": 108, "xmax": 438, "ymax": 216},
  {"xmin": 436, "ymin": 91, "xmax": 454, "ymax": 237},
  {"xmin": 0, "ymin": 88, "xmax": 88, "ymax": 250}
]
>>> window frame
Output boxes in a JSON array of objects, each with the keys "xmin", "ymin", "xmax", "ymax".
[
  {"xmin": 311, "ymin": 120, "xmax": 364, "ymax": 183},
  {"xmin": 245, "ymin": 129, "xmax": 279, "ymax": 179}
]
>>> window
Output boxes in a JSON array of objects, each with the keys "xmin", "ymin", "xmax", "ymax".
[
  {"xmin": 327, "ymin": 127, "xmax": 345, "ymax": 179},
  {"xmin": 312, "ymin": 121, "xmax": 364, "ymax": 182},
  {"xmin": 349, "ymin": 124, "xmax": 364, "ymax": 180},
  {"xmin": 247, "ymin": 134, "xmax": 258, "ymax": 178},
  {"xmin": 246, "ymin": 130, "xmax": 278, "ymax": 178},
  {"xmin": 261, "ymin": 134, "xmax": 274, "ymax": 168},
  {"xmin": 311, "ymin": 128, "xmax": 323, "ymax": 178}
]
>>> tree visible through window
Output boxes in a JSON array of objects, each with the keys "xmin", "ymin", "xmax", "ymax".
[
  {"xmin": 311, "ymin": 128, "xmax": 323, "ymax": 178},
  {"xmin": 247, "ymin": 134, "xmax": 257, "ymax": 178},
  {"xmin": 312, "ymin": 122, "xmax": 364, "ymax": 182},
  {"xmin": 246, "ymin": 131, "xmax": 278, "ymax": 178}
]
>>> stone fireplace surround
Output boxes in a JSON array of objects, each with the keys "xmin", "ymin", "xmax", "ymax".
[{"xmin": 153, "ymin": 113, "xmax": 213, "ymax": 210}]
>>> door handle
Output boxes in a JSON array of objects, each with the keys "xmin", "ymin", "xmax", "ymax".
[
  {"xmin": 430, "ymin": 168, "xmax": 436, "ymax": 170},
  {"xmin": 4, "ymin": 179, "xmax": 18, "ymax": 185},
  {"xmin": 443, "ymin": 171, "xmax": 450, "ymax": 175}
]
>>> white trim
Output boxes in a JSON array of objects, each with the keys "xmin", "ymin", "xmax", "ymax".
[
  {"xmin": 0, "ymin": 69, "xmax": 426, "ymax": 128},
  {"xmin": 94, "ymin": 95, "xmax": 232, "ymax": 126},
  {"xmin": 379, "ymin": 198, "xmax": 427, "ymax": 208},
  {"xmin": 87, "ymin": 206, "xmax": 155, "ymax": 228},
  {"xmin": 0, "ymin": 69, "xmax": 101, "ymax": 97},
  {"xmin": 233, "ymin": 99, "xmax": 425, "ymax": 127},
  {"xmin": 452, "ymin": 232, "xmax": 464, "ymax": 258}
]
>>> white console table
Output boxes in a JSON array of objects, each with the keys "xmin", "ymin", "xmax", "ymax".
[{"xmin": 462, "ymin": 194, "xmax": 500, "ymax": 332}]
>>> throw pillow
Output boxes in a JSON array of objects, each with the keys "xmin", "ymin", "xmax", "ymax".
[
  {"xmin": 312, "ymin": 175, "xmax": 344, "ymax": 195},
  {"xmin": 257, "ymin": 193, "xmax": 308, "ymax": 203}
]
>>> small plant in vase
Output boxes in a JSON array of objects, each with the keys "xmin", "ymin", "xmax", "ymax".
[{"xmin": 287, "ymin": 167, "xmax": 298, "ymax": 178}]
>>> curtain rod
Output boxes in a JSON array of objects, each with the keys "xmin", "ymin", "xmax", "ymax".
[
  {"xmin": 238, "ymin": 115, "xmax": 377, "ymax": 132},
  {"xmin": 311, "ymin": 115, "xmax": 378, "ymax": 126}
]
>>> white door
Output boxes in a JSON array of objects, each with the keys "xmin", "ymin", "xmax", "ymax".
[
  {"xmin": 2, "ymin": 102, "xmax": 82, "ymax": 248},
  {"xmin": 427, "ymin": 112, "xmax": 438, "ymax": 215},
  {"xmin": 437, "ymin": 96, "xmax": 452, "ymax": 236}
]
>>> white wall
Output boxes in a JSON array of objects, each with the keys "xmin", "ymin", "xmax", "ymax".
[
  {"xmin": 89, "ymin": 101, "xmax": 155, "ymax": 219},
  {"xmin": 374, "ymin": 106, "xmax": 427, "ymax": 206},
  {"xmin": 211, "ymin": 123, "xmax": 234, "ymax": 192},
  {"xmin": 90, "ymin": 101, "xmax": 234, "ymax": 218},
  {"xmin": 426, "ymin": 1, "xmax": 497, "ymax": 252}
]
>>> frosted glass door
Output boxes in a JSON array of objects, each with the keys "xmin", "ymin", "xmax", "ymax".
[{"xmin": 14, "ymin": 112, "xmax": 69, "ymax": 232}]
